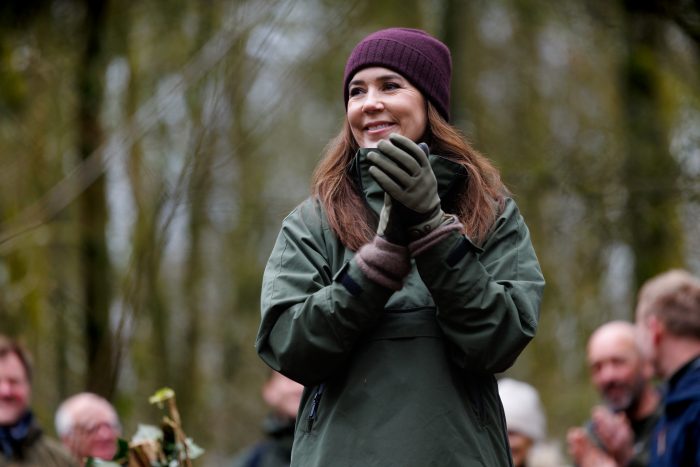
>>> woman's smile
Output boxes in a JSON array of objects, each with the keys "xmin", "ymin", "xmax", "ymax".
[{"xmin": 364, "ymin": 121, "xmax": 396, "ymax": 135}]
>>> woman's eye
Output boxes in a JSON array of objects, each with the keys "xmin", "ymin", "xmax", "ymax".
[
  {"xmin": 349, "ymin": 87, "xmax": 364, "ymax": 97},
  {"xmin": 383, "ymin": 82, "xmax": 400, "ymax": 90}
]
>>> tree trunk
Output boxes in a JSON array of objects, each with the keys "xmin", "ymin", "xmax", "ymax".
[
  {"xmin": 77, "ymin": 0, "xmax": 115, "ymax": 397},
  {"xmin": 621, "ymin": 7, "xmax": 683, "ymax": 291}
]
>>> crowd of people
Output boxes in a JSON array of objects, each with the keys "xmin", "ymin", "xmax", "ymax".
[
  {"xmin": 0, "ymin": 336, "xmax": 120, "ymax": 466},
  {"xmin": 2, "ymin": 25, "xmax": 699, "ymax": 467}
]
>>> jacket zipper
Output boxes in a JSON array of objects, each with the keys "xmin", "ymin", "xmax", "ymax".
[{"xmin": 306, "ymin": 383, "xmax": 325, "ymax": 431}]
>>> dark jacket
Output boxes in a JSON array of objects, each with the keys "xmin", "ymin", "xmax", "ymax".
[
  {"xmin": 230, "ymin": 414, "xmax": 295, "ymax": 467},
  {"xmin": 628, "ymin": 402, "xmax": 662, "ymax": 467},
  {"xmin": 0, "ymin": 411, "xmax": 77, "ymax": 467},
  {"xmin": 256, "ymin": 151, "xmax": 545, "ymax": 467},
  {"xmin": 650, "ymin": 356, "xmax": 700, "ymax": 467}
]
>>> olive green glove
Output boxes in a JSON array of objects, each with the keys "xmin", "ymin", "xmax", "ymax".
[
  {"xmin": 375, "ymin": 193, "xmax": 407, "ymax": 245},
  {"xmin": 368, "ymin": 133, "xmax": 445, "ymax": 239}
]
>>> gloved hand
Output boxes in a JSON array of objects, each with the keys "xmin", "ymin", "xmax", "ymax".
[
  {"xmin": 368, "ymin": 133, "xmax": 445, "ymax": 239},
  {"xmin": 375, "ymin": 193, "xmax": 407, "ymax": 245}
]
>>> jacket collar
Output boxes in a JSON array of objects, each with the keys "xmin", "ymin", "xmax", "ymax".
[
  {"xmin": 665, "ymin": 355, "xmax": 700, "ymax": 408},
  {"xmin": 0, "ymin": 410, "xmax": 42, "ymax": 460},
  {"xmin": 350, "ymin": 147, "xmax": 468, "ymax": 215}
]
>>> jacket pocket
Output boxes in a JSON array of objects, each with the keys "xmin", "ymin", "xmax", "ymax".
[
  {"xmin": 303, "ymin": 383, "xmax": 325, "ymax": 432},
  {"xmin": 367, "ymin": 308, "xmax": 442, "ymax": 341}
]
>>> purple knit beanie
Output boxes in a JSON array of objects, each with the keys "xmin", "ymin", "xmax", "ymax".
[{"xmin": 343, "ymin": 28, "xmax": 452, "ymax": 121}]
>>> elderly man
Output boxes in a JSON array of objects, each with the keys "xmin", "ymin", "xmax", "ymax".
[
  {"xmin": 568, "ymin": 320, "xmax": 661, "ymax": 467},
  {"xmin": 55, "ymin": 392, "xmax": 121, "ymax": 462},
  {"xmin": 635, "ymin": 269, "xmax": 700, "ymax": 466},
  {"xmin": 0, "ymin": 335, "xmax": 76, "ymax": 466}
]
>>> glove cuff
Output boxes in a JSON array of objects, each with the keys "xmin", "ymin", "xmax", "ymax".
[
  {"xmin": 356, "ymin": 236, "xmax": 411, "ymax": 290},
  {"xmin": 406, "ymin": 209, "xmax": 449, "ymax": 240},
  {"xmin": 408, "ymin": 215, "xmax": 464, "ymax": 257}
]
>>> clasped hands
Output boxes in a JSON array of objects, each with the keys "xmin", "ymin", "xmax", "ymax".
[
  {"xmin": 567, "ymin": 406, "xmax": 635, "ymax": 467},
  {"xmin": 367, "ymin": 133, "xmax": 445, "ymax": 246}
]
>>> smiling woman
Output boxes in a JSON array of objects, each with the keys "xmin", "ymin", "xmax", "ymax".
[
  {"xmin": 346, "ymin": 68, "xmax": 427, "ymax": 149},
  {"xmin": 255, "ymin": 27, "xmax": 545, "ymax": 467}
]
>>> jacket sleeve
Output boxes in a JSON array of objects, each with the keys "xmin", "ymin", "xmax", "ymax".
[
  {"xmin": 255, "ymin": 199, "xmax": 393, "ymax": 386},
  {"xmin": 413, "ymin": 198, "xmax": 544, "ymax": 373}
]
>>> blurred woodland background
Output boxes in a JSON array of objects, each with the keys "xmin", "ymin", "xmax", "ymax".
[{"xmin": 1, "ymin": 0, "xmax": 699, "ymax": 464}]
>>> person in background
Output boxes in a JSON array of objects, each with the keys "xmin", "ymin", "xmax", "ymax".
[
  {"xmin": 256, "ymin": 27, "xmax": 544, "ymax": 466},
  {"xmin": 231, "ymin": 371, "xmax": 304, "ymax": 467},
  {"xmin": 498, "ymin": 378, "xmax": 567, "ymax": 467},
  {"xmin": 55, "ymin": 392, "xmax": 121, "ymax": 463},
  {"xmin": 635, "ymin": 269, "xmax": 700, "ymax": 466},
  {"xmin": 0, "ymin": 334, "xmax": 77, "ymax": 466},
  {"xmin": 567, "ymin": 320, "xmax": 661, "ymax": 467}
]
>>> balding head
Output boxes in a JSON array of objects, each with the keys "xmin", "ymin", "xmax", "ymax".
[
  {"xmin": 586, "ymin": 321, "xmax": 652, "ymax": 414},
  {"xmin": 55, "ymin": 392, "xmax": 120, "ymax": 461},
  {"xmin": 588, "ymin": 321, "xmax": 640, "ymax": 358}
]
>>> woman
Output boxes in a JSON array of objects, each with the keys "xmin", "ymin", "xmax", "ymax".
[{"xmin": 256, "ymin": 28, "xmax": 544, "ymax": 466}]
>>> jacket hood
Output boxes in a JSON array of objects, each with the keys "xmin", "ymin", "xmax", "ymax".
[{"xmin": 350, "ymin": 147, "xmax": 468, "ymax": 215}]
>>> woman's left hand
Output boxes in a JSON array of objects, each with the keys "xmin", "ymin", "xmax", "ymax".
[{"xmin": 367, "ymin": 134, "xmax": 444, "ymax": 237}]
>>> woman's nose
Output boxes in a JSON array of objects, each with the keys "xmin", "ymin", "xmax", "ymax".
[{"xmin": 362, "ymin": 89, "xmax": 384, "ymax": 112}]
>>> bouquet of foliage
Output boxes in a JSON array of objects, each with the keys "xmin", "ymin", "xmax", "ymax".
[{"xmin": 87, "ymin": 388, "xmax": 204, "ymax": 467}]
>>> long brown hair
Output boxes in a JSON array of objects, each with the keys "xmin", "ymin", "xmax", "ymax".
[{"xmin": 312, "ymin": 103, "xmax": 508, "ymax": 251}]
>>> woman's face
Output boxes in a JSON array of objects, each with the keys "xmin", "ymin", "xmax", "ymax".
[{"xmin": 347, "ymin": 66, "xmax": 427, "ymax": 148}]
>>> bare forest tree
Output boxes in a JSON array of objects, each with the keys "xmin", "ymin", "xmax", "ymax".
[{"xmin": 0, "ymin": 1, "xmax": 698, "ymax": 464}]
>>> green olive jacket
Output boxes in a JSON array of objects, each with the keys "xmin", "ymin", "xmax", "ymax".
[{"xmin": 256, "ymin": 151, "xmax": 545, "ymax": 467}]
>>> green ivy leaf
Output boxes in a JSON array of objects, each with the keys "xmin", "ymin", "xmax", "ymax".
[{"xmin": 148, "ymin": 387, "xmax": 175, "ymax": 406}]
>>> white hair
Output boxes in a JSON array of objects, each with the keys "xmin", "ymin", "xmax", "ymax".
[{"xmin": 54, "ymin": 392, "xmax": 117, "ymax": 437}]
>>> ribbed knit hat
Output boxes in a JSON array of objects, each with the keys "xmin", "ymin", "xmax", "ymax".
[
  {"xmin": 498, "ymin": 378, "xmax": 547, "ymax": 442},
  {"xmin": 343, "ymin": 28, "xmax": 452, "ymax": 121}
]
